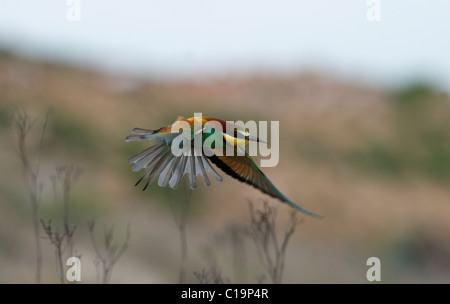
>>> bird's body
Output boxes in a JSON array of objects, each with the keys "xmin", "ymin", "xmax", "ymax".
[{"xmin": 126, "ymin": 116, "xmax": 322, "ymax": 218}]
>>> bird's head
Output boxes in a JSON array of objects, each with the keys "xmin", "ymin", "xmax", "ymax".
[
  {"xmin": 231, "ymin": 128, "xmax": 267, "ymax": 144},
  {"xmin": 202, "ymin": 117, "xmax": 266, "ymax": 145}
]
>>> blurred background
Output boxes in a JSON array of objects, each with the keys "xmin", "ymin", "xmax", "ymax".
[{"xmin": 0, "ymin": 0, "xmax": 449, "ymax": 283}]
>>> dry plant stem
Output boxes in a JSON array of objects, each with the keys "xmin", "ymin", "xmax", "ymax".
[
  {"xmin": 46, "ymin": 165, "xmax": 80, "ymax": 283},
  {"xmin": 195, "ymin": 243, "xmax": 232, "ymax": 284},
  {"xmin": 179, "ymin": 181, "xmax": 191, "ymax": 284},
  {"xmin": 194, "ymin": 267, "xmax": 230, "ymax": 284},
  {"xmin": 170, "ymin": 178, "xmax": 191, "ymax": 284},
  {"xmin": 60, "ymin": 166, "xmax": 79, "ymax": 227},
  {"xmin": 40, "ymin": 220, "xmax": 76, "ymax": 284},
  {"xmin": 52, "ymin": 165, "xmax": 80, "ymax": 257},
  {"xmin": 87, "ymin": 220, "xmax": 131, "ymax": 284},
  {"xmin": 31, "ymin": 194, "xmax": 41, "ymax": 284},
  {"xmin": 7, "ymin": 108, "xmax": 52, "ymax": 283},
  {"xmin": 247, "ymin": 201, "xmax": 301, "ymax": 284}
]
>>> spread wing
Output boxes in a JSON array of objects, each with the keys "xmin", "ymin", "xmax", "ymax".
[
  {"xmin": 126, "ymin": 128, "xmax": 222, "ymax": 190},
  {"xmin": 208, "ymin": 149, "xmax": 322, "ymax": 218}
]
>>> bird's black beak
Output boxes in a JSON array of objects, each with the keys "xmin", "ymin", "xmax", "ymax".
[{"xmin": 247, "ymin": 134, "xmax": 267, "ymax": 144}]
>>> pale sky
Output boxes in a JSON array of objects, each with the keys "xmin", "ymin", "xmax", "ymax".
[{"xmin": 0, "ymin": 0, "xmax": 449, "ymax": 90}]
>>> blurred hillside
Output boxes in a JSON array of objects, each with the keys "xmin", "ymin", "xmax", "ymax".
[{"xmin": 0, "ymin": 50, "xmax": 449, "ymax": 283}]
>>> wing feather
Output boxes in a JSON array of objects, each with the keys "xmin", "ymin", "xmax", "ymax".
[
  {"xmin": 208, "ymin": 151, "xmax": 322, "ymax": 218},
  {"xmin": 170, "ymin": 155, "xmax": 188, "ymax": 189}
]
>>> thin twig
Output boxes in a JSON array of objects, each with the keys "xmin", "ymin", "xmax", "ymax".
[
  {"xmin": 40, "ymin": 220, "xmax": 76, "ymax": 283},
  {"xmin": 246, "ymin": 200, "xmax": 302, "ymax": 284},
  {"xmin": 52, "ymin": 165, "xmax": 80, "ymax": 257},
  {"xmin": 194, "ymin": 267, "xmax": 230, "ymax": 284},
  {"xmin": 170, "ymin": 178, "xmax": 191, "ymax": 284},
  {"xmin": 6, "ymin": 108, "xmax": 52, "ymax": 283},
  {"xmin": 87, "ymin": 220, "xmax": 131, "ymax": 284},
  {"xmin": 35, "ymin": 107, "xmax": 53, "ymax": 176}
]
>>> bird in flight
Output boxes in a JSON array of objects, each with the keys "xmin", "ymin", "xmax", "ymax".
[{"xmin": 126, "ymin": 116, "xmax": 322, "ymax": 218}]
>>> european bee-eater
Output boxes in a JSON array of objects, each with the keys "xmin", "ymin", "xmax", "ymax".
[{"xmin": 126, "ymin": 116, "xmax": 322, "ymax": 218}]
